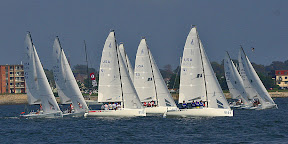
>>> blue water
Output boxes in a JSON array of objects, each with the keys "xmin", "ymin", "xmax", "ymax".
[{"xmin": 0, "ymin": 98, "xmax": 287, "ymax": 143}]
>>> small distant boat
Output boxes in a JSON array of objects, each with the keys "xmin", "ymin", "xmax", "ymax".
[
  {"xmin": 238, "ymin": 47, "xmax": 277, "ymax": 110},
  {"xmin": 165, "ymin": 26, "xmax": 233, "ymax": 117},
  {"xmin": 224, "ymin": 51, "xmax": 252, "ymax": 109},
  {"xmin": 119, "ymin": 43, "xmax": 134, "ymax": 83},
  {"xmin": 52, "ymin": 37, "xmax": 89, "ymax": 117},
  {"xmin": 20, "ymin": 32, "xmax": 62, "ymax": 118},
  {"xmin": 134, "ymin": 38, "xmax": 178, "ymax": 114},
  {"xmin": 84, "ymin": 30, "xmax": 146, "ymax": 117}
]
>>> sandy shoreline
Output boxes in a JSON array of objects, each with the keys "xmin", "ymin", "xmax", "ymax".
[{"xmin": 0, "ymin": 92, "xmax": 287, "ymax": 105}]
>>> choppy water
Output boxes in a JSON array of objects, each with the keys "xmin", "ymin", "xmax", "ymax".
[{"xmin": 0, "ymin": 98, "xmax": 287, "ymax": 144}]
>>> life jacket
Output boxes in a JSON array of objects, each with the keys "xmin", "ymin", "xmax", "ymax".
[{"xmin": 192, "ymin": 102, "xmax": 196, "ymax": 107}]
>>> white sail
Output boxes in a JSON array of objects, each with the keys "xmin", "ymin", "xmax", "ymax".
[
  {"xmin": 179, "ymin": 27, "xmax": 206, "ymax": 103},
  {"xmin": 148, "ymin": 49, "xmax": 177, "ymax": 107},
  {"xmin": 98, "ymin": 32, "xmax": 122, "ymax": 103},
  {"xmin": 24, "ymin": 34, "xmax": 41, "ymax": 105},
  {"xmin": 134, "ymin": 38, "xmax": 176, "ymax": 107},
  {"xmin": 98, "ymin": 31, "xmax": 143, "ymax": 109},
  {"xmin": 238, "ymin": 48, "xmax": 276, "ymax": 107},
  {"xmin": 134, "ymin": 39, "xmax": 157, "ymax": 102},
  {"xmin": 24, "ymin": 33, "xmax": 61, "ymax": 114},
  {"xmin": 199, "ymin": 40, "xmax": 230, "ymax": 109},
  {"xmin": 224, "ymin": 52, "xmax": 250, "ymax": 106},
  {"xmin": 52, "ymin": 37, "xmax": 88, "ymax": 112},
  {"xmin": 119, "ymin": 43, "xmax": 134, "ymax": 82}
]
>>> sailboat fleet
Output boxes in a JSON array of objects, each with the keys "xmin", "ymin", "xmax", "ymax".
[{"xmin": 20, "ymin": 25, "xmax": 277, "ymax": 118}]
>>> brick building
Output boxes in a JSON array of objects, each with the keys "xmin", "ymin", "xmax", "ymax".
[
  {"xmin": 0, "ymin": 65, "xmax": 26, "ymax": 94},
  {"xmin": 275, "ymin": 70, "xmax": 288, "ymax": 89}
]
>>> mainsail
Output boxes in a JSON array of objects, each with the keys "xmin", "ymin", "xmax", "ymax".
[
  {"xmin": 52, "ymin": 37, "xmax": 88, "ymax": 112},
  {"xmin": 224, "ymin": 52, "xmax": 250, "ymax": 106},
  {"xmin": 134, "ymin": 38, "xmax": 176, "ymax": 107},
  {"xmin": 98, "ymin": 31, "xmax": 143, "ymax": 109},
  {"xmin": 179, "ymin": 27, "xmax": 206, "ymax": 103},
  {"xmin": 238, "ymin": 48, "xmax": 276, "ymax": 108},
  {"xmin": 134, "ymin": 39, "xmax": 157, "ymax": 102},
  {"xmin": 24, "ymin": 33, "xmax": 61, "ymax": 113},
  {"xmin": 119, "ymin": 43, "xmax": 134, "ymax": 82}
]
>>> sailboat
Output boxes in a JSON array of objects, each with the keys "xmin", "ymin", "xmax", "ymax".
[
  {"xmin": 224, "ymin": 51, "xmax": 252, "ymax": 109},
  {"xmin": 84, "ymin": 30, "xmax": 146, "ymax": 117},
  {"xmin": 119, "ymin": 43, "xmax": 134, "ymax": 82},
  {"xmin": 21, "ymin": 32, "xmax": 62, "ymax": 118},
  {"xmin": 165, "ymin": 26, "xmax": 233, "ymax": 117},
  {"xmin": 52, "ymin": 37, "xmax": 89, "ymax": 117},
  {"xmin": 134, "ymin": 38, "xmax": 178, "ymax": 114},
  {"xmin": 238, "ymin": 47, "xmax": 277, "ymax": 110}
]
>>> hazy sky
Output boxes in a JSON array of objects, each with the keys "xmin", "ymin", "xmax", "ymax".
[{"xmin": 0, "ymin": 1, "xmax": 287, "ymax": 70}]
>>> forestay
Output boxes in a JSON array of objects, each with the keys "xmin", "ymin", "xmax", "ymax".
[
  {"xmin": 179, "ymin": 27, "xmax": 206, "ymax": 103},
  {"xmin": 52, "ymin": 37, "xmax": 88, "ymax": 112},
  {"xmin": 224, "ymin": 52, "xmax": 250, "ymax": 105},
  {"xmin": 24, "ymin": 33, "xmax": 61, "ymax": 113}
]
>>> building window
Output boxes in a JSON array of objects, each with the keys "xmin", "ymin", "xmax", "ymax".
[
  {"xmin": 285, "ymin": 77, "xmax": 287, "ymax": 79},
  {"xmin": 285, "ymin": 82, "xmax": 288, "ymax": 84},
  {"xmin": 278, "ymin": 82, "xmax": 281, "ymax": 84},
  {"xmin": 278, "ymin": 72, "xmax": 281, "ymax": 74}
]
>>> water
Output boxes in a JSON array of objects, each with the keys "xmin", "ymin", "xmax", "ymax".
[{"xmin": 0, "ymin": 98, "xmax": 287, "ymax": 143}]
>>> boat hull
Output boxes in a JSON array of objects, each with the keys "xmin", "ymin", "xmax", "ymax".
[
  {"xmin": 62, "ymin": 111, "xmax": 86, "ymax": 117},
  {"xmin": 145, "ymin": 106, "xmax": 178, "ymax": 114},
  {"xmin": 84, "ymin": 109, "xmax": 146, "ymax": 117},
  {"xmin": 164, "ymin": 108, "xmax": 233, "ymax": 117},
  {"xmin": 20, "ymin": 111, "xmax": 63, "ymax": 118}
]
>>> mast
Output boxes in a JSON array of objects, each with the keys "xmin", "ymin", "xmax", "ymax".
[
  {"xmin": 195, "ymin": 25, "xmax": 209, "ymax": 107},
  {"xmin": 114, "ymin": 31, "xmax": 125, "ymax": 108},
  {"xmin": 146, "ymin": 40, "xmax": 159, "ymax": 105},
  {"xmin": 83, "ymin": 40, "xmax": 91, "ymax": 97}
]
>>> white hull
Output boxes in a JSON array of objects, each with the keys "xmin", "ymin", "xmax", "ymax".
[
  {"xmin": 164, "ymin": 108, "xmax": 233, "ymax": 117},
  {"xmin": 84, "ymin": 108, "xmax": 146, "ymax": 117},
  {"xmin": 20, "ymin": 111, "xmax": 63, "ymax": 118},
  {"xmin": 256, "ymin": 104, "xmax": 278, "ymax": 110},
  {"xmin": 145, "ymin": 106, "xmax": 178, "ymax": 114},
  {"xmin": 62, "ymin": 111, "xmax": 86, "ymax": 117}
]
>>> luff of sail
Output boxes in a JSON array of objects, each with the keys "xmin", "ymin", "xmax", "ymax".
[
  {"xmin": 134, "ymin": 39, "xmax": 157, "ymax": 102},
  {"xmin": 224, "ymin": 52, "xmax": 250, "ymax": 106},
  {"xmin": 179, "ymin": 27, "xmax": 206, "ymax": 104},
  {"xmin": 24, "ymin": 33, "xmax": 61, "ymax": 114},
  {"xmin": 119, "ymin": 43, "xmax": 134, "ymax": 83},
  {"xmin": 238, "ymin": 48, "xmax": 276, "ymax": 108},
  {"xmin": 199, "ymin": 39, "xmax": 230, "ymax": 109},
  {"xmin": 52, "ymin": 37, "xmax": 89, "ymax": 112}
]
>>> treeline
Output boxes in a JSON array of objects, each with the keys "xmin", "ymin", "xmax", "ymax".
[
  {"xmin": 44, "ymin": 60, "xmax": 288, "ymax": 91},
  {"xmin": 164, "ymin": 60, "xmax": 288, "ymax": 90}
]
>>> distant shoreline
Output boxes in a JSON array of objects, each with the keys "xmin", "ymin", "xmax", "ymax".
[{"xmin": 0, "ymin": 92, "xmax": 287, "ymax": 105}]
